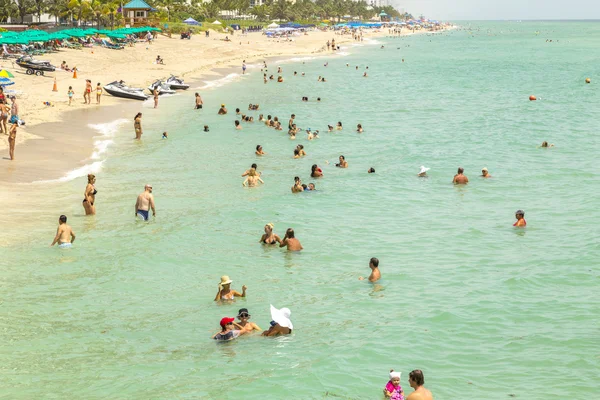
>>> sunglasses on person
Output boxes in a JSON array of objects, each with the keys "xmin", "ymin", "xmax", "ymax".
[{"xmin": 239, "ymin": 313, "xmax": 250, "ymax": 318}]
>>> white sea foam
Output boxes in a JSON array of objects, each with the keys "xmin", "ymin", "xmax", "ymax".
[
  {"xmin": 30, "ymin": 119, "xmax": 128, "ymax": 184},
  {"xmin": 196, "ymin": 73, "xmax": 241, "ymax": 90}
]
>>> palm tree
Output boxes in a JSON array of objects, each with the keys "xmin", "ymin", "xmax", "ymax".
[
  {"xmin": 0, "ymin": 0, "xmax": 17, "ymax": 23},
  {"xmin": 14, "ymin": 0, "xmax": 35, "ymax": 23},
  {"xmin": 67, "ymin": 0, "xmax": 90, "ymax": 25},
  {"xmin": 102, "ymin": 0, "xmax": 120, "ymax": 30},
  {"xmin": 47, "ymin": 0, "xmax": 69, "ymax": 23}
]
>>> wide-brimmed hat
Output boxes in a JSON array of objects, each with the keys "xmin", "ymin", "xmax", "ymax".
[
  {"xmin": 419, "ymin": 166, "xmax": 430, "ymax": 174},
  {"xmin": 270, "ymin": 304, "xmax": 293, "ymax": 329},
  {"xmin": 220, "ymin": 317, "xmax": 235, "ymax": 327},
  {"xmin": 219, "ymin": 275, "xmax": 232, "ymax": 289}
]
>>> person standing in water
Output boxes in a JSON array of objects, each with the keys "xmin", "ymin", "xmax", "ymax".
[
  {"xmin": 82, "ymin": 174, "xmax": 97, "ymax": 215},
  {"xmin": 194, "ymin": 93, "xmax": 203, "ymax": 109},
  {"xmin": 50, "ymin": 215, "xmax": 76, "ymax": 248},
  {"xmin": 214, "ymin": 276, "xmax": 247, "ymax": 301},
  {"xmin": 153, "ymin": 87, "xmax": 159, "ymax": 109},
  {"xmin": 453, "ymin": 167, "xmax": 469, "ymax": 184},
  {"xmin": 514, "ymin": 210, "xmax": 527, "ymax": 227},
  {"xmin": 481, "ymin": 168, "xmax": 491, "ymax": 178},
  {"xmin": 280, "ymin": 228, "xmax": 303, "ymax": 251},
  {"xmin": 134, "ymin": 113, "xmax": 143, "ymax": 140},
  {"xmin": 135, "ymin": 184, "xmax": 156, "ymax": 221},
  {"xmin": 359, "ymin": 257, "xmax": 381, "ymax": 282},
  {"xmin": 233, "ymin": 308, "xmax": 262, "ymax": 332},
  {"xmin": 406, "ymin": 370, "xmax": 433, "ymax": 400},
  {"xmin": 7, "ymin": 120, "xmax": 17, "ymax": 160}
]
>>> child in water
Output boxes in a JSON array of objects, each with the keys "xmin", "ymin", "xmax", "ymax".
[
  {"xmin": 162, "ymin": 131, "xmax": 168, "ymax": 139},
  {"xmin": 383, "ymin": 370, "xmax": 404, "ymax": 399}
]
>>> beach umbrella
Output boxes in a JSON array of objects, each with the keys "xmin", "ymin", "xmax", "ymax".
[
  {"xmin": 0, "ymin": 70, "xmax": 15, "ymax": 78},
  {"xmin": 0, "ymin": 77, "xmax": 15, "ymax": 86}
]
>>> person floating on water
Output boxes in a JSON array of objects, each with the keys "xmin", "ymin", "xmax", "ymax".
[
  {"xmin": 418, "ymin": 166, "xmax": 430, "ymax": 177},
  {"xmin": 214, "ymin": 275, "xmax": 246, "ymax": 301},
  {"xmin": 514, "ymin": 210, "xmax": 526, "ymax": 227},
  {"xmin": 359, "ymin": 257, "xmax": 381, "ymax": 282},
  {"xmin": 50, "ymin": 215, "xmax": 76, "ymax": 248},
  {"xmin": 453, "ymin": 167, "xmax": 469, "ymax": 184},
  {"xmin": 135, "ymin": 184, "xmax": 156, "ymax": 221}
]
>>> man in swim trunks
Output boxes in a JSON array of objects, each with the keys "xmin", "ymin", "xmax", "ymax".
[
  {"xmin": 280, "ymin": 228, "xmax": 303, "ymax": 251},
  {"xmin": 406, "ymin": 370, "xmax": 433, "ymax": 400},
  {"xmin": 51, "ymin": 215, "xmax": 76, "ymax": 248},
  {"xmin": 135, "ymin": 184, "xmax": 156, "ymax": 221},
  {"xmin": 195, "ymin": 93, "xmax": 203, "ymax": 109},
  {"xmin": 453, "ymin": 167, "xmax": 469, "ymax": 184},
  {"xmin": 514, "ymin": 210, "xmax": 526, "ymax": 227}
]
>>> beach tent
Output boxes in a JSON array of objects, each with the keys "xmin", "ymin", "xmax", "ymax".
[
  {"xmin": 267, "ymin": 22, "xmax": 279, "ymax": 28},
  {"xmin": 212, "ymin": 20, "xmax": 222, "ymax": 25},
  {"xmin": 183, "ymin": 17, "xmax": 200, "ymax": 26}
]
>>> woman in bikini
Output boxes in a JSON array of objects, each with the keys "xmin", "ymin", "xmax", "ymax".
[
  {"xmin": 82, "ymin": 174, "xmax": 97, "ymax": 215},
  {"xmin": 214, "ymin": 276, "xmax": 247, "ymax": 301},
  {"xmin": 84, "ymin": 79, "xmax": 92, "ymax": 104},
  {"xmin": 259, "ymin": 223, "xmax": 281, "ymax": 245},
  {"xmin": 0, "ymin": 88, "xmax": 8, "ymax": 135},
  {"xmin": 134, "ymin": 112, "xmax": 142, "ymax": 139},
  {"xmin": 8, "ymin": 120, "xmax": 17, "ymax": 160},
  {"xmin": 242, "ymin": 168, "xmax": 264, "ymax": 187},
  {"xmin": 96, "ymin": 83, "xmax": 102, "ymax": 104}
]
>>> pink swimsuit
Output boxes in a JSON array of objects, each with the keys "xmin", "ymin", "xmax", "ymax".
[{"xmin": 385, "ymin": 381, "xmax": 404, "ymax": 400}]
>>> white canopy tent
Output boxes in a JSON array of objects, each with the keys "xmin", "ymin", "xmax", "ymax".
[
  {"xmin": 267, "ymin": 22, "xmax": 280, "ymax": 28},
  {"xmin": 212, "ymin": 20, "xmax": 222, "ymax": 25}
]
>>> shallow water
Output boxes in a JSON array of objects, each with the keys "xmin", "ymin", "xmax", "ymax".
[{"xmin": 1, "ymin": 22, "xmax": 599, "ymax": 399}]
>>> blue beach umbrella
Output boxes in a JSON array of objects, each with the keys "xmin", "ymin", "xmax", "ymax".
[{"xmin": 0, "ymin": 77, "xmax": 15, "ymax": 86}]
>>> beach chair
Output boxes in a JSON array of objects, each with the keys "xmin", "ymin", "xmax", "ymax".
[
  {"xmin": 101, "ymin": 39, "xmax": 124, "ymax": 50},
  {"xmin": 62, "ymin": 40, "xmax": 82, "ymax": 49}
]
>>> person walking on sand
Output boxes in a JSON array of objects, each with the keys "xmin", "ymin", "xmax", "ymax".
[
  {"xmin": 135, "ymin": 184, "xmax": 156, "ymax": 221},
  {"xmin": 84, "ymin": 79, "xmax": 92, "ymax": 105},
  {"xmin": 82, "ymin": 174, "xmax": 98, "ymax": 215},
  {"xmin": 406, "ymin": 370, "xmax": 433, "ymax": 400},
  {"xmin": 9, "ymin": 96, "xmax": 19, "ymax": 124},
  {"xmin": 279, "ymin": 228, "xmax": 303, "ymax": 251},
  {"xmin": 153, "ymin": 87, "xmax": 159, "ymax": 109},
  {"xmin": 8, "ymin": 120, "xmax": 18, "ymax": 160},
  {"xmin": 68, "ymin": 86, "xmax": 74, "ymax": 106},
  {"xmin": 242, "ymin": 61, "xmax": 247, "ymax": 74},
  {"xmin": 359, "ymin": 257, "xmax": 381, "ymax": 282},
  {"xmin": 134, "ymin": 112, "xmax": 143, "ymax": 139},
  {"xmin": 96, "ymin": 83, "xmax": 103, "ymax": 104},
  {"xmin": 50, "ymin": 215, "xmax": 76, "ymax": 248},
  {"xmin": 453, "ymin": 167, "xmax": 469, "ymax": 184},
  {"xmin": 194, "ymin": 93, "xmax": 203, "ymax": 109}
]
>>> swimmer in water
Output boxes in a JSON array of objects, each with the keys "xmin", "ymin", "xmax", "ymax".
[
  {"xmin": 242, "ymin": 163, "xmax": 259, "ymax": 177},
  {"xmin": 356, "ymin": 124, "xmax": 363, "ymax": 133},
  {"xmin": 296, "ymin": 144, "xmax": 306, "ymax": 157},
  {"xmin": 368, "ymin": 167, "xmax": 376, "ymax": 174},
  {"xmin": 539, "ymin": 141, "xmax": 554, "ymax": 148},
  {"xmin": 218, "ymin": 104, "xmax": 227, "ymax": 115},
  {"xmin": 214, "ymin": 276, "xmax": 246, "ymax": 301},
  {"xmin": 50, "ymin": 215, "xmax": 76, "ymax": 248},
  {"xmin": 256, "ymin": 145, "xmax": 265, "ymax": 156},
  {"xmin": 162, "ymin": 131, "xmax": 168, "ymax": 139},
  {"xmin": 233, "ymin": 308, "xmax": 262, "ymax": 332},
  {"xmin": 311, "ymin": 164, "xmax": 323, "ymax": 178},
  {"xmin": 336, "ymin": 155, "xmax": 348, "ymax": 168},
  {"xmin": 418, "ymin": 166, "xmax": 430, "ymax": 177},
  {"xmin": 513, "ymin": 210, "xmax": 527, "ymax": 227},
  {"xmin": 453, "ymin": 167, "xmax": 469, "ymax": 184},
  {"xmin": 291, "ymin": 177, "xmax": 303, "ymax": 193},
  {"xmin": 280, "ymin": 228, "xmax": 303, "ymax": 251},
  {"xmin": 307, "ymin": 183, "xmax": 315, "ymax": 191},
  {"xmin": 481, "ymin": 167, "xmax": 491, "ymax": 178},
  {"xmin": 359, "ymin": 257, "xmax": 381, "ymax": 282},
  {"xmin": 135, "ymin": 184, "xmax": 156, "ymax": 221},
  {"xmin": 204, "ymin": 125, "xmax": 209, "ymax": 132},
  {"xmin": 259, "ymin": 223, "xmax": 281, "ymax": 245},
  {"xmin": 235, "ymin": 120, "xmax": 242, "ymax": 130},
  {"xmin": 293, "ymin": 148, "xmax": 301, "ymax": 159},
  {"xmin": 242, "ymin": 168, "xmax": 264, "ymax": 187},
  {"xmin": 328, "ymin": 125, "xmax": 334, "ymax": 132},
  {"xmin": 336, "ymin": 121, "xmax": 343, "ymax": 130}
]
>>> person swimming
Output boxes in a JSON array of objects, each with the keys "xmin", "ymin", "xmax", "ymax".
[{"xmin": 514, "ymin": 210, "xmax": 527, "ymax": 227}]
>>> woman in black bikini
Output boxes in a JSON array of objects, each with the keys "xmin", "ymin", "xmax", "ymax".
[
  {"xmin": 259, "ymin": 223, "xmax": 281, "ymax": 245},
  {"xmin": 83, "ymin": 174, "xmax": 97, "ymax": 215}
]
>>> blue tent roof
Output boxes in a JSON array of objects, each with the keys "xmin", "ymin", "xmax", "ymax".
[
  {"xmin": 183, "ymin": 17, "xmax": 200, "ymax": 25},
  {"xmin": 123, "ymin": 0, "xmax": 152, "ymax": 9}
]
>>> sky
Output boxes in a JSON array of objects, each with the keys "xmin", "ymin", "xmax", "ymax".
[{"xmin": 392, "ymin": 0, "xmax": 600, "ymax": 21}]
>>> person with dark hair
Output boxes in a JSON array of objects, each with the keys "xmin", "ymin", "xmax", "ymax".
[
  {"xmin": 336, "ymin": 155, "xmax": 348, "ymax": 168},
  {"xmin": 359, "ymin": 257, "xmax": 380, "ymax": 282},
  {"xmin": 233, "ymin": 308, "xmax": 262, "ymax": 331},
  {"xmin": 134, "ymin": 112, "xmax": 142, "ymax": 139},
  {"xmin": 194, "ymin": 93, "xmax": 203, "ymax": 109},
  {"xmin": 291, "ymin": 177, "xmax": 303, "ymax": 193},
  {"xmin": 212, "ymin": 316, "xmax": 252, "ymax": 341},
  {"xmin": 514, "ymin": 210, "xmax": 527, "ymax": 227},
  {"xmin": 203, "ymin": 125, "xmax": 209, "ymax": 132},
  {"xmin": 311, "ymin": 164, "xmax": 323, "ymax": 178},
  {"xmin": 234, "ymin": 120, "xmax": 242, "ymax": 130},
  {"xmin": 288, "ymin": 114, "xmax": 295, "ymax": 130},
  {"xmin": 453, "ymin": 167, "xmax": 468, "ymax": 184},
  {"xmin": 368, "ymin": 168, "xmax": 375, "ymax": 174},
  {"xmin": 280, "ymin": 228, "xmax": 302, "ymax": 251},
  {"xmin": 255, "ymin": 145, "xmax": 265, "ymax": 156},
  {"xmin": 406, "ymin": 370, "xmax": 432, "ymax": 400},
  {"xmin": 242, "ymin": 163, "xmax": 259, "ymax": 177},
  {"xmin": 50, "ymin": 215, "xmax": 76, "ymax": 248}
]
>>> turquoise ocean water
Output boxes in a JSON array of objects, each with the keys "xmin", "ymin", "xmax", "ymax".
[{"xmin": 1, "ymin": 21, "xmax": 599, "ymax": 399}]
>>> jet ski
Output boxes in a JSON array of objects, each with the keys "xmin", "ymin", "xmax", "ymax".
[
  {"xmin": 16, "ymin": 56, "xmax": 56, "ymax": 75},
  {"xmin": 103, "ymin": 80, "xmax": 149, "ymax": 101},
  {"xmin": 165, "ymin": 75, "xmax": 190, "ymax": 90},
  {"xmin": 148, "ymin": 80, "xmax": 176, "ymax": 95}
]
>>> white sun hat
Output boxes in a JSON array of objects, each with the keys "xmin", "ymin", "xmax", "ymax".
[
  {"xmin": 270, "ymin": 304, "xmax": 293, "ymax": 329},
  {"xmin": 419, "ymin": 166, "xmax": 430, "ymax": 174}
]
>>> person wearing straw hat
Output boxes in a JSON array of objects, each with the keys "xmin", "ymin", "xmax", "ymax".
[
  {"xmin": 212, "ymin": 317, "xmax": 252, "ymax": 341},
  {"xmin": 261, "ymin": 305, "xmax": 293, "ymax": 336},
  {"xmin": 481, "ymin": 167, "xmax": 491, "ymax": 178},
  {"xmin": 214, "ymin": 275, "xmax": 246, "ymax": 301},
  {"xmin": 417, "ymin": 166, "xmax": 430, "ymax": 177}
]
